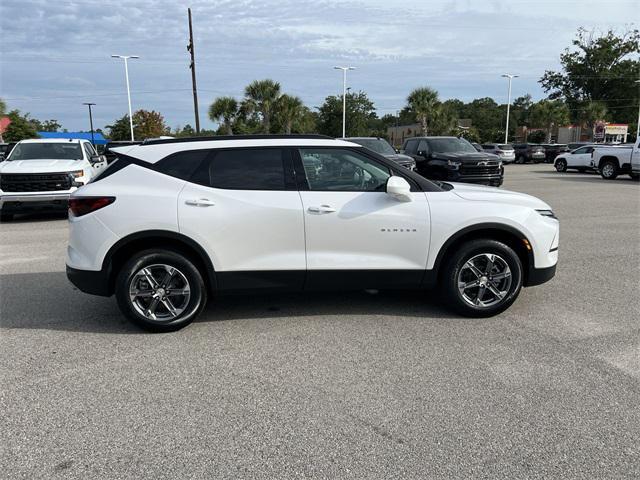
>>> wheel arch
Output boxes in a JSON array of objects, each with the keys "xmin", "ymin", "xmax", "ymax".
[
  {"xmin": 429, "ymin": 223, "xmax": 535, "ymax": 287},
  {"xmin": 598, "ymin": 155, "xmax": 620, "ymax": 169},
  {"xmin": 103, "ymin": 230, "xmax": 216, "ymax": 295}
]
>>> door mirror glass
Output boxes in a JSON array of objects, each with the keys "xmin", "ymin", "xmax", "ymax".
[
  {"xmin": 386, "ymin": 176, "xmax": 412, "ymax": 202},
  {"xmin": 90, "ymin": 155, "xmax": 104, "ymax": 164}
]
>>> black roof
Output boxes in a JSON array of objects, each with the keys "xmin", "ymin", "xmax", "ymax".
[{"xmin": 142, "ymin": 134, "xmax": 334, "ymax": 146}]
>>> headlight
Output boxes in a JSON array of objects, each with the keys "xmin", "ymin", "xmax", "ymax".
[
  {"xmin": 447, "ymin": 160, "xmax": 461, "ymax": 169},
  {"xmin": 536, "ymin": 209, "xmax": 558, "ymax": 220},
  {"xmin": 71, "ymin": 170, "xmax": 84, "ymax": 178}
]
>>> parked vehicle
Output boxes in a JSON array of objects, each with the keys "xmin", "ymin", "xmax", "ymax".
[
  {"xmin": 346, "ymin": 137, "xmax": 416, "ymax": 170},
  {"xmin": 553, "ymin": 145, "xmax": 598, "ymax": 172},
  {"xmin": 567, "ymin": 142, "xmax": 593, "ymax": 151},
  {"xmin": 541, "ymin": 144, "xmax": 569, "ymax": 163},
  {"xmin": 481, "ymin": 144, "xmax": 516, "ymax": 163},
  {"xmin": 0, "ymin": 138, "xmax": 107, "ymax": 221},
  {"xmin": 513, "ymin": 143, "xmax": 546, "ymax": 164},
  {"xmin": 66, "ymin": 135, "xmax": 558, "ymax": 331},
  {"xmin": 403, "ymin": 136, "xmax": 504, "ymax": 187},
  {"xmin": 471, "ymin": 142, "xmax": 483, "ymax": 152},
  {"xmin": 591, "ymin": 140, "xmax": 640, "ymax": 180},
  {"xmin": 0, "ymin": 143, "xmax": 11, "ymax": 161},
  {"xmin": 103, "ymin": 140, "xmax": 142, "ymax": 164}
]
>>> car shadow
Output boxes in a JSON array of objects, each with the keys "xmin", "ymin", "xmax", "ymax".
[{"xmin": 0, "ymin": 271, "xmax": 457, "ymax": 334}]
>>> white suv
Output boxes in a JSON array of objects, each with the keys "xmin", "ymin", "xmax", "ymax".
[
  {"xmin": 0, "ymin": 138, "xmax": 107, "ymax": 220},
  {"xmin": 66, "ymin": 135, "xmax": 559, "ymax": 331}
]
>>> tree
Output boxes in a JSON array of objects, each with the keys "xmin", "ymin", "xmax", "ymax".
[
  {"xmin": 274, "ymin": 94, "xmax": 304, "ymax": 134},
  {"xmin": 3, "ymin": 110, "xmax": 38, "ymax": 142},
  {"xmin": 316, "ymin": 91, "xmax": 376, "ymax": 137},
  {"xmin": 530, "ymin": 100, "xmax": 570, "ymax": 142},
  {"xmin": 578, "ymin": 101, "xmax": 608, "ymax": 130},
  {"xmin": 406, "ymin": 87, "xmax": 440, "ymax": 135},
  {"xmin": 243, "ymin": 79, "xmax": 281, "ymax": 133},
  {"xmin": 132, "ymin": 110, "xmax": 169, "ymax": 139},
  {"xmin": 208, "ymin": 96, "xmax": 239, "ymax": 135},
  {"xmin": 173, "ymin": 124, "xmax": 196, "ymax": 137},
  {"xmin": 106, "ymin": 115, "xmax": 131, "ymax": 140},
  {"xmin": 0, "ymin": 98, "xmax": 6, "ymax": 116},
  {"xmin": 540, "ymin": 28, "xmax": 640, "ymax": 125},
  {"xmin": 30, "ymin": 119, "xmax": 62, "ymax": 132}
]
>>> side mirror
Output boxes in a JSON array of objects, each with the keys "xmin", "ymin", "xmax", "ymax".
[
  {"xmin": 90, "ymin": 155, "xmax": 105, "ymax": 164},
  {"xmin": 386, "ymin": 176, "xmax": 412, "ymax": 202}
]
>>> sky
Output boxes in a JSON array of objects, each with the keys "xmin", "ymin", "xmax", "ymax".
[{"xmin": 0, "ymin": 0, "xmax": 637, "ymax": 132}]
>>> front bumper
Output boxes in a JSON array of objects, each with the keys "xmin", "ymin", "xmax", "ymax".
[
  {"xmin": 66, "ymin": 264, "xmax": 112, "ymax": 297},
  {"xmin": 446, "ymin": 172, "xmax": 504, "ymax": 187},
  {"xmin": 525, "ymin": 263, "xmax": 557, "ymax": 287}
]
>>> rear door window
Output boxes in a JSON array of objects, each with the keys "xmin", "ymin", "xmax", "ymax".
[{"xmin": 197, "ymin": 148, "xmax": 288, "ymax": 190}]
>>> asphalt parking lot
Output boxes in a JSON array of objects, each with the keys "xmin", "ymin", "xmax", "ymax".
[{"xmin": 1, "ymin": 164, "xmax": 639, "ymax": 479}]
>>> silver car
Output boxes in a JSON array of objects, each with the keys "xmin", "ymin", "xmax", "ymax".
[{"xmin": 482, "ymin": 144, "xmax": 516, "ymax": 163}]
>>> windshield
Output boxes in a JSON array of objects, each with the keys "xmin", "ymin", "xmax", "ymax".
[
  {"xmin": 351, "ymin": 138, "xmax": 396, "ymax": 155},
  {"xmin": 7, "ymin": 142, "xmax": 84, "ymax": 161},
  {"xmin": 426, "ymin": 138, "xmax": 477, "ymax": 154}
]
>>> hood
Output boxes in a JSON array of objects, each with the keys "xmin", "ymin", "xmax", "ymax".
[
  {"xmin": 0, "ymin": 159, "xmax": 87, "ymax": 173},
  {"xmin": 384, "ymin": 153, "xmax": 415, "ymax": 164},
  {"xmin": 431, "ymin": 152, "xmax": 499, "ymax": 163},
  {"xmin": 449, "ymin": 182, "xmax": 551, "ymax": 210}
]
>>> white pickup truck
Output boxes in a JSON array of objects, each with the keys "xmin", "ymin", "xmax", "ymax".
[
  {"xmin": 591, "ymin": 139, "xmax": 640, "ymax": 180},
  {"xmin": 0, "ymin": 138, "xmax": 107, "ymax": 221}
]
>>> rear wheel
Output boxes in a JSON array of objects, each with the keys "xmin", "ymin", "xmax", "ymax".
[
  {"xmin": 115, "ymin": 249, "xmax": 207, "ymax": 332},
  {"xmin": 555, "ymin": 159, "xmax": 567, "ymax": 172},
  {"xmin": 516, "ymin": 155, "xmax": 525, "ymax": 164},
  {"xmin": 441, "ymin": 240, "xmax": 523, "ymax": 317},
  {"xmin": 600, "ymin": 160, "xmax": 618, "ymax": 180}
]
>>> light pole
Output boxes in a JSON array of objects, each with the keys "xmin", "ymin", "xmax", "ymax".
[
  {"xmin": 635, "ymin": 80, "xmax": 640, "ymax": 140},
  {"xmin": 502, "ymin": 73, "xmax": 518, "ymax": 144},
  {"xmin": 334, "ymin": 66, "xmax": 355, "ymax": 138},
  {"xmin": 82, "ymin": 102, "xmax": 96, "ymax": 146},
  {"xmin": 111, "ymin": 54, "xmax": 139, "ymax": 141}
]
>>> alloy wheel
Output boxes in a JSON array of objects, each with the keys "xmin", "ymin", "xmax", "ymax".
[
  {"xmin": 457, "ymin": 253, "xmax": 512, "ymax": 308},
  {"xmin": 602, "ymin": 163, "xmax": 615, "ymax": 178},
  {"xmin": 129, "ymin": 264, "xmax": 191, "ymax": 322}
]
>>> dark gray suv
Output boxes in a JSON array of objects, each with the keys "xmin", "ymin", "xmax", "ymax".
[{"xmin": 346, "ymin": 137, "xmax": 416, "ymax": 171}]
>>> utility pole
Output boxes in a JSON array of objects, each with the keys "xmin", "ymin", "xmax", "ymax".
[
  {"xmin": 83, "ymin": 102, "xmax": 96, "ymax": 146},
  {"xmin": 502, "ymin": 73, "xmax": 518, "ymax": 144},
  {"xmin": 111, "ymin": 55, "xmax": 139, "ymax": 141},
  {"xmin": 187, "ymin": 8, "xmax": 201, "ymax": 134},
  {"xmin": 333, "ymin": 66, "xmax": 355, "ymax": 138}
]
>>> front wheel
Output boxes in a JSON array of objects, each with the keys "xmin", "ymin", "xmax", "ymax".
[
  {"xmin": 441, "ymin": 240, "xmax": 523, "ymax": 317},
  {"xmin": 115, "ymin": 249, "xmax": 207, "ymax": 332},
  {"xmin": 555, "ymin": 159, "xmax": 567, "ymax": 172},
  {"xmin": 600, "ymin": 160, "xmax": 618, "ymax": 180}
]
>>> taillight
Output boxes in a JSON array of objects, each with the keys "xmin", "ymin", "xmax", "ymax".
[{"xmin": 69, "ymin": 196, "xmax": 115, "ymax": 217}]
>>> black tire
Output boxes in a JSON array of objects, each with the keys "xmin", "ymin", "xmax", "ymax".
[
  {"xmin": 630, "ymin": 173, "xmax": 639, "ymax": 181},
  {"xmin": 555, "ymin": 159, "xmax": 567, "ymax": 172},
  {"xmin": 115, "ymin": 249, "xmax": 207, "ymax": 332},
  {"xmin": 0, "ymin": 213, "xmax": 14, "ymax": 222},
  {"xmin": 516, "ymin": 155, "xmax": 525, "ymax": 164},
  {"xmin": 440, "ymin": 239, "xmax": 523, "ymax": 317},
  {"xmin": 600, "ymin": 160, "xmax": 618, "ymax": 180}
]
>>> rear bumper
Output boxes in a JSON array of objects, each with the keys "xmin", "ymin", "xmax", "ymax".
[
  {"xmin": 0, "ymin": 192, "xmax": 71, "ymax": 213},
  {"xmin": 525, "ymin": 263, "xmax": 557, "ymax": 287},
  {"xmin": 66, "ymin": 264, "xmax": 111, "ymax": 297}
]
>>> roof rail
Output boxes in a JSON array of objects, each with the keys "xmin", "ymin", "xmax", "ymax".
[{"xmin": 141, "ymin": 134, "xmax": 335, "ymax": 146}]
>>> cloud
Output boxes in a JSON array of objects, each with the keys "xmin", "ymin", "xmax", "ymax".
[{"xmin": 0, "ymin": 0, "xmax": 635, "ymax": 130}]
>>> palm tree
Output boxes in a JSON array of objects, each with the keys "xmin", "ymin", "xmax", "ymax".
[
  {"xmin": 208, "ymin": 97, "xmax": 238, "ymax": 135},
  {"xmin": 244, "ymin": 79, "xmax": 281, "ymax": 133},
  {"xmin": 579, "ymin": 101, "xmax": 608, "ymax": 130},
  {"xmin": 275, "ymin": 94, "xmax": 304, "ymax": 134},
  {"xmin": 407, "ymin": 87, "xmax": 440, "ymax": 135},
  {"xmin": 531, "ymin": 100, "xmax": 570, "ymax": 143}
]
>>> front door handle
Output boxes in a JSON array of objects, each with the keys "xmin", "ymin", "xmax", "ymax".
[
  {"xmin": 185, "ymin": 198, "xmax": 215, "ymax": 207},
  {"xmin": 308, "ymin": 205, "xmax": 336, "ymax": 214}
]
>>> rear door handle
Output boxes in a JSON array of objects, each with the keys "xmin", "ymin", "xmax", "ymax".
[
  {"xmin": 308, "ymin": 205, "xmax": 336, "ymax": 214},
  {"xmin": 185, "ymin": 198, "xmax": 215, "ymax": 207}
]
